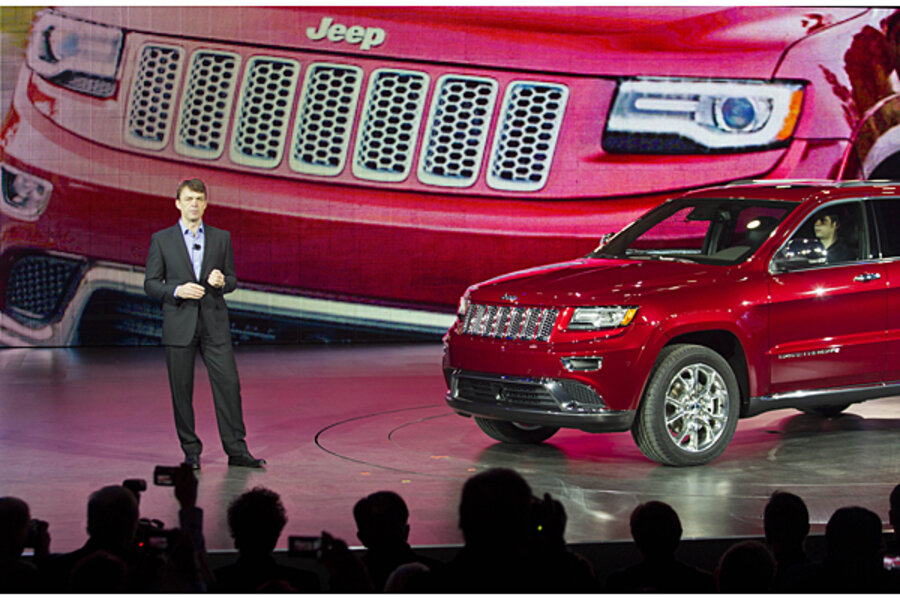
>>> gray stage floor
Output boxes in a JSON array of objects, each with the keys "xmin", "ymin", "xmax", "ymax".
[{"xmin": 2, "ymin": 343, "xmax": 899, "ymax": 553}]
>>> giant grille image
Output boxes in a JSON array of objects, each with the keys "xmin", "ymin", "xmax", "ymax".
[
  {"xmin": 418, "ymin": 75, "xmax": 498, "ymax": 187},
  {"xmin": 352, "ymin": 69, "xmax": 429, "ymax": 182},
  {"xmin": 289, "ymin": 63, "xmax": 363, "ymax": 176},
  {"xmin": 461, "ymin": 304, "xmax": 559, "ymax": 342},
  {"xmin": 487, "ymin": 81, "xmax": 569, "ymax": 192},
  {"xmin": 122, "ymin": 41, "xmax": 570, "ymax": 191},
  {"xmin": 6, "ymin": 255, "xmax": 82, "ymax": 323},
  {"xmin": 125, "ymin": 44, "xmax": 184, "ymax": 150},
  {"xmin": 230, "ymin": 57, "xmax": 299, "ymax": 168},
  {"xmin": 175, "ymin": 50, "xmax": 241, "ymax": 160}
]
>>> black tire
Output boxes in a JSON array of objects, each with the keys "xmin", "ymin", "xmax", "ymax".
[
  {"xmin": 632, "ymin": 344, "xmax": 740, "ymax": 466},
  {"xmin": 800, "ymin": 404, "xmax": 850, "ymax": 418},
  {"xmin": 474, "ymin": 417, "xmax": 559, "ymax": 444}
]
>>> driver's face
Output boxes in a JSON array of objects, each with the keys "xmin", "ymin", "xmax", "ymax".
[{"xmin": 814, "ymin": 215, "xmax": 837, "ymax": 240}]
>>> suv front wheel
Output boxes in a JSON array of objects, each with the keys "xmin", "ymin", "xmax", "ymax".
[{"xmin": 632, "ymin": 344, "xmax": 740, "ymax": 466}]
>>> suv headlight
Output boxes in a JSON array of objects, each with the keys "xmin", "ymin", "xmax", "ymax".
[
  {"xmin": 568, "ymin": 306, "xmax": 638, "ymax": 331},
  {"xmin": 604, "ymin": 78, "xmax": 804, "ymax": 154},
  {"xmin": 26, "ymin": 10, "xmax": 123, "ymax": 98}
]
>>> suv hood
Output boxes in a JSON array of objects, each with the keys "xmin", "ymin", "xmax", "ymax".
[
  {"xmin": 60, "ymin": 6, "xmax": 868, "ymax": 78},
  {"xmin": 468, "ymin": 258, "xmax": 720, "ymax": 307}
]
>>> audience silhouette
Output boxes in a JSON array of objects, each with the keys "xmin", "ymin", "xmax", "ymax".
[
  {"xmin": 0, "ymin": 497, "xmax": 45, "ymax": 592},
  {"xmin": 715, "ymin": 540, "xmax": 775, "ymax": 592},
  {"xmin": 783, "ymin": 505, "xmax": 900, "ymax": 592},
  {"xmin": 211, "ymin": 486, "xmax": 320, "ymax": 593},
  {"xmin": 436, "ymin": 467, "xmax": 596, "ymax": 592},
  {"xmin": 4, "ymin": 468, "xmax": 900, "ymax": 593},
  {"xmin": 605, "ymin": 500, "xmax": 714, "ymax": 592},
  {"xmin": 763, "ymin": 490, "xmax": 811, "ymax": 589},
  {"xmin": 353, "ymin": 490, "xmax": 442, "ymax": 591}
]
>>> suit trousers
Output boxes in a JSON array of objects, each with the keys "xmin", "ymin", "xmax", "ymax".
[{"xmin": 164, "ymin": 313, "xmax": 249, "ymax": 458}]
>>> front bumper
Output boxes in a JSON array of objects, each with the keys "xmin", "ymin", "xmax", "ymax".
[
  {"xmin": 445, "ymin": 369, "xmax": 635, "ymax": 432},
  {"xmin": 0, "ymin": 251, "xmax": 455, "ymax": 346}
]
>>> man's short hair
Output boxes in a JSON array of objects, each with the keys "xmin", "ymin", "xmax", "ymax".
[
  {"xmin": 0, "ymin": 496, "xmax": 30, "ymax": 556},
  {"xmin": 458, "ymin": 468, "xmax": 532, "ymax": 546},
  {"xmin": 630, "ymin": 501, "xmax": 682, "ymax": 558},
  {"xmin": 176, "ymin": 178, "xmax": 207, "ymax": 200},
  {"xmin": 354, "ymin": 491, "xmax": 409, "ymax": 547},
  {"xmin": 86, "ymin": 486, "xmax": 139, "ymax": 545},
  {"xmin": 227, "ymin": 486, "xmax": 287, "ymax": 554},
  {"xmin": 764, "ymin": 490, "xmax": 809, "ymax": 545}
]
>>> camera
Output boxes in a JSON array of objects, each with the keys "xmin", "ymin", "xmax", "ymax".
[
  {"xmin": 153, "ymin": 465, "xmax": 180, "ymax": 486},
  {"xmin": 24, "ymin": 518, "xmax": 47, "ymax": 549},
  {"xmin": 288, "ymin": 535, "xmax": 323, "ymax": 558}
]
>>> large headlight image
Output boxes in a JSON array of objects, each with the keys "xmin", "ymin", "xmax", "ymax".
[
  {"xmin": 567, "ymin": 306, "xmax": 638, "ymax": 331},
  {"xmin": 604, "ymin": 77, "xmax": 804, "ymax": 154},
  {"xmin": 26, "ymin": 10, "xmax": 124, "ymax": 98}
]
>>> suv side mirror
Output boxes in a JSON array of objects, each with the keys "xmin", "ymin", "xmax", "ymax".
[{"xmin": 772, "ymin": 238, "xmax": 827, "ymax": 271}]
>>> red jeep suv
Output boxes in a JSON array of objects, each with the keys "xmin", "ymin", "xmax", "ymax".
[{"xmin": 443, "ymin": 180, "xmax": 900, "ymax": 465}]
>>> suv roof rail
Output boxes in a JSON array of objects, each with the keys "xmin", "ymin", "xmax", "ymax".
[
  {"xmin": 723, "ymin": 179, "xmax": 834, "ymax": 187},
  {"xmin": 724, "ymin": 178, "xmax": 900, "ymax": 188}
]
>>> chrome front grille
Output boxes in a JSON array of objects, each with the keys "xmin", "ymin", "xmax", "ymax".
[
  {"xmin": 125, "ymin": 44, "xmax": 184, "ymax": 150},
  {"xmin": 352, "ymin": 69, "xmax": 429, "ymax": 182},
  {"xmin": 461, "ymin": 303, "xmax": 559, "ymax": 342},
  {"xmin": 488, "ymin": 82, "xmax": 569, "ymax": 192},
  {"xmin": 124, "ymin": 44, "xmax": 569, "ymax": 191},
  {"xmin": 290, "ymin": 63, "xmax": 363, "ymax": 176},
  {"xmin": 418, "ymin": 75, "xmax": 498, "ymax": 187},
  {"xmin": 230, "ymin": 57, "xmax": 300, "ymax": 168},
  {"xmin": 175, "ymin": 50, "xmax": 241, "ymax": 159}
]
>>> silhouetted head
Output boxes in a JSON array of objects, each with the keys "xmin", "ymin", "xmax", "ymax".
[
  {"xmin": 630, "ymin": 501, "xmax": 682, "ymax": 560},
  {"xmin": 0, "ymin": 496, "xmax": 30, "ymax": 561},
  {"xmin": 86, "ymin": 486, "xmax": 139, "ymax": 551},
  {"xmin": 459, "ymin": 468, "xmax": 533, "ymax": 549},
  {"xmin": 825, "ymin": 506, "xmax": 883, "ymax": 565},
  {"xmin": 227, "ymin": 487, "xmax": 287, "ymax": 555},
  {"xmin": 764, "ymin": 490, "xmax": 809, "ymax": 550},
  {"xmin": 715, "ymin": 541, "xmax": 775, "ymax": 593},
  {"xmin": 354, "ymin": 491, "xmax": 410, "ymax": 549},
  {"xmin": 889, "ymin": 483, "xmax": 900, "ymax": 533}
]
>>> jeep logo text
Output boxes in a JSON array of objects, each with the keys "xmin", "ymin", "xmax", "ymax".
[{"xmin": 306, "ymin": 17, "xmax": 386, "ymax": 51}]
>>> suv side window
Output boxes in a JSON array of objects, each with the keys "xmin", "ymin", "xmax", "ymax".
[
  {"xmin": 871, "ymin": 198, "xmax": 900, "ymax": 258},
  {"xmin": 789, "ymin": 202, "xmax": 864, "ymax": 265}
]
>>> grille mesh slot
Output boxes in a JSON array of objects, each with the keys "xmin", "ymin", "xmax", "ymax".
[
  {"xmin": 289, "ymin": 63, "xmax": 363, "ymax": 176},
  {"xmin": 230, "ymin": 56, "xmax": 300, "ymax": 168},
  {"xmin": 462, "ymin": 304, "xmax": 559, "ymax": 342},
  {"xmin": 6, "ymin": 255, "xmax": 82, "ymax": 323},
  {"xmin": 352, "ymin": 69, "xmax": 429, "ymax": 182},
  {"xmin": 455, "ymin": 376, "xmax": 556, "ymax": 408},
  {"xmin": 175, "ymin": 50, "xmax": 241, "ymax": 159},
  {"xmin": 417, "ymin": 75, "xmax": 498, "ymax": 187},
  {"xmin": 125, "ymin": 44, "xmax": 184, "ymax": 150},
  {"xmin": 487, "ymin": 81, "xmax": 569, "ymax": 192}
]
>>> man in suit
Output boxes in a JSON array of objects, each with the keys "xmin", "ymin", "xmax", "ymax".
[{"xmin": 144, "ymin": 178, "xmax": 264, "ymax": 469}]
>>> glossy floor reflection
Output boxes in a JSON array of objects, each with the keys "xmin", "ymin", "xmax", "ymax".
[{"xmin": 2, "ymin": 343, "xmax": 899, "ymax": 553}]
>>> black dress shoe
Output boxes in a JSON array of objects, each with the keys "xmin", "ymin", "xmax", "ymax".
[
  {"xmin": 228, "ymin": 455, "xmax": 266, "ymax": 468},
  {"xmin": 184, "ymin": 455, "xmax": 201, "ymax": 471}
]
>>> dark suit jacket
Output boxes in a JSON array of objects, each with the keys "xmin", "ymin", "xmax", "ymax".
[{"xmin": 144, "ymin": 223, "xmax": 237, "ymax": 346}]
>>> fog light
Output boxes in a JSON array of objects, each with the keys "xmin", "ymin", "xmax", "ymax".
[
  {"xmin": 1, "ymin": 164, "xmax": 53, "ymax": 221},
  {"xmin": 561, "ymin": 356, "xmax": 603, "ymax": 372}
]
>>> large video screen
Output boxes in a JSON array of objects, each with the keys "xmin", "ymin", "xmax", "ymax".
[{"xmin": 1, "ymin": 6, "xmax": 897, "ymax": 346}]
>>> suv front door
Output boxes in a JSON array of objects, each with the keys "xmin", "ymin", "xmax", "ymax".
[{"xmin": 767, "ymin": 200, "xmax": 887, "ymax": 395}]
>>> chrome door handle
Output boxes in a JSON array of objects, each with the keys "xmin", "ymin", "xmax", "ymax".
[{"xmin": 853, "ymin": 272, "xmax": 882, "ymax": 282}]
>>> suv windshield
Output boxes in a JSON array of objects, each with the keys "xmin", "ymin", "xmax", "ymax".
[{"xmin": 591, "ymin": 197, "xmax": 797, "ymax": 264}]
